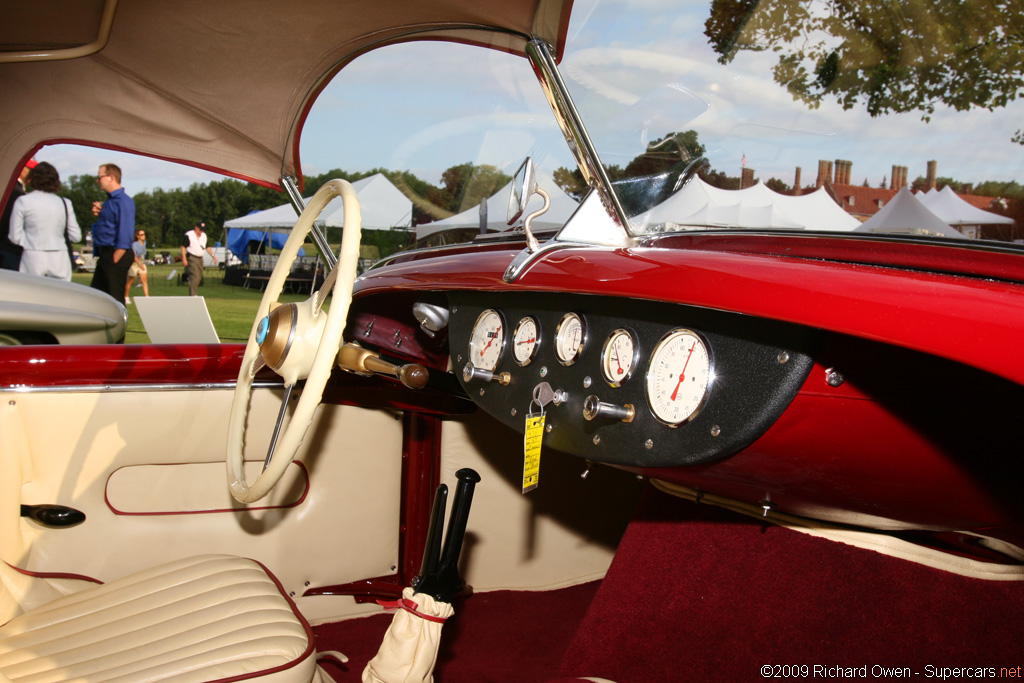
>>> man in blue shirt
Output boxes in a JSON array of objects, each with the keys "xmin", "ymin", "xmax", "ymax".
[{"xmin": 89, "ymin": 164, "xmax": 136, "ymax": 304}]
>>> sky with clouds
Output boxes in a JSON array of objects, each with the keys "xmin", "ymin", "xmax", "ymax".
[{"xmin": 37, "ymin": 0, "xmax": 1024, "ymax": 197}]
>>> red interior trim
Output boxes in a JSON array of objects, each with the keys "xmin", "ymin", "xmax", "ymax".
[
  {"xmin": 211, "ymin": 558, "xmax": 318, "ymax": 683},
  {"xmin": 104, "ymin": 461, "xmax": 310, "ymax": 516},
  {"xmin": 4, "ymin": 561, "xmax": 103, "ymax": 585}
]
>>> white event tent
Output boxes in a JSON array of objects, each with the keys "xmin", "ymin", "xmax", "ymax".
[
  {"xmin": 224, "ymin": 173, "xmax": 412, "ymax": 232},
  {"xmin": 916, "ymin": 186, "xmax": 1013, "ymax": 228},
  {"xmin": 853, "ymin": 186, "xmax": 965, "ymax": 238},
  {"xmin": 416, "ymin": 172, "xmax": 579, "ymax": 242},
  {"xmin": 633, "ymin": 178, "xmax": 860, "ymax": 232}
]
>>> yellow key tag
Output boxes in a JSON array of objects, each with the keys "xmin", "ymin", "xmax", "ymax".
[{"xmin": 522, "ymin": 413, "xmax": 545, "ymax": 493}]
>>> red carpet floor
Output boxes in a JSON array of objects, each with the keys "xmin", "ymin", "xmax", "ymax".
[
  {"xmin": 315, "ymin": 486, "xmax": 1024, "ymax": 682},
  {"xmin": 559, "ymin": 487, "xmax": 1024, "ymax": 682}
]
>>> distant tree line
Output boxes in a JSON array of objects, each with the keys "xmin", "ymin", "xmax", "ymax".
[
  {"xmin": 54, "ymin": 126, "xmax": 1020, "ymax": 251},
  {"xmin": 57, "ymin": 163, "xmax": 511, "ymax": 251}
]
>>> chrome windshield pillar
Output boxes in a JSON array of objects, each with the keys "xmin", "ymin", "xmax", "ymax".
[
  {"xmin": 281, "ymin": 175, "xmax": 337, "ymax": 269},
  {"xmin": 525, "ymin": 39, "xmax": 632, "ymax": 239}
]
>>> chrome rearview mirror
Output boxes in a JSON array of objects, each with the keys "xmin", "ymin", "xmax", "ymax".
[
  {"xmin": 506, "ymin": 157, "xmax": 548, "ymax": 254},
  {"xmin": 507, "ymin": 157, "xmax": 537, "ymax": 226}
]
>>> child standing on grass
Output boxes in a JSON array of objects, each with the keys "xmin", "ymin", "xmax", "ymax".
[{"xmin": 125, "ymin": 228, "xmax": 149, "ymax": 303}]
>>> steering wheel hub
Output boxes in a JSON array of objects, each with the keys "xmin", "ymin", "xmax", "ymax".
[
  {"xmin": 255, "ymin": 315, "xmax": 270, "ymax": 344},
  {"xmin": 259, "ymin": 303, "xmax": 297, "ymax": 371}
]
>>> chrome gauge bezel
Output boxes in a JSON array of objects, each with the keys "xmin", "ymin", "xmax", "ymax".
[
  {"xmin": 601, "ymin": 327, "xmax": 638, "ymax": 387},
  {"xmin": 645, "ymin": 328, "xmax": 713, "ymax": 427},
  {"xmin": 511, "ymin": 316, "xmax": 540, "ymax": 366},
  {"xmin": 554, "ymin": 312, "xmax": 586, "ymax": 366},
  {"xmin": 467, "ymin": 308, "xmax": 506, "ymax": 372}
]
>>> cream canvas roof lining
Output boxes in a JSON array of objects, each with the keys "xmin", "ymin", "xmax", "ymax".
[
  {"xmin": 0, "ymin": 0, "xmax": 571, "ymax": 203},
  {"xmin": 0, "ymin": 0, "xmax": 115, "ymax": 62}
]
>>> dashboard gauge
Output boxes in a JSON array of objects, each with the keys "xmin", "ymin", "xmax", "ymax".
[
  {"xmin": 512, "ymin": 316, "xmax": 540, "ymax": 366},
  {"xmin": 468, "ymin": 309, "xmax": 505, "ymax": 372},
  {"xmin": 646, "ymin": 329, "xmax": 712, "ymax": 426},
  {"xmin": 555, "ymin": 312, "xmax": 586, "ymax": 365},
  {"xmin": 601, "ymin": 328, "xmax": 637, "ymax": 387}
]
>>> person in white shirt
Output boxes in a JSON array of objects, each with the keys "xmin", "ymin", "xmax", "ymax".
[
  {"xmin": 180, "ymin": 220, "xmax": 217, "ymax": 296},
  {"xmin": 9, "ymin": 161, "xmax": 81, "ymax": 281}
]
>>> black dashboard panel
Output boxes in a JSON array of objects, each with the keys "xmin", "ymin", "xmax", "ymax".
[{"xmin": 448, "ymin": 291, "xmax": 819, "ymax": 468}]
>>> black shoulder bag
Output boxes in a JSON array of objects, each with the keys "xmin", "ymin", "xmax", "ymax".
[{"xmin": 63, "ymin": 199, "xmax": 75, "ymax": 267}]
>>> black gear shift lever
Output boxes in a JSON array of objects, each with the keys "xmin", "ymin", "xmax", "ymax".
[{"xmin": 411, "ymin": 468, "xmax": 481, "ymax": 602}]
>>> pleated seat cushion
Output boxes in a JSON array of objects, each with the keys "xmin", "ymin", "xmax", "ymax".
[{"xmin": 0, "ymin": 554, "xmax": 317, "ymax": 682}]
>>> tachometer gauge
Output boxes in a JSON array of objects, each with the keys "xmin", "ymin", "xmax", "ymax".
[
  {"xmin": 468, "ymin": 309, "xmax": 505, "ymax": 372},
  {"xmin": 601, "ymin": 328, "xmax": 637, "ymax": 387},
  {"xmin": 512, "ymin": 316, "xmax": 539, "ymax": 366},
  {"xmin": 555, "ymin": 312, "xmax": 586, "ymax": 365},
  {"xmin": 646, "ymin": 329, "xmax": 712, "ymax": 426}
]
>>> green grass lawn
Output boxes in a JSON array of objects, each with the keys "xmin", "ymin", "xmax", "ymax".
[{"xmin": 71, "ymin": 264, "xmax": 313, "ymax": 344}]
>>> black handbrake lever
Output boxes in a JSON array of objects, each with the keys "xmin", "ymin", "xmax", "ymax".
[
  {"xmin": 411, "ymin": 468, "xmax": 481, "ymax": 603},
  {"xmin": 411, "ymin": 483, "xmax": 448, "ymax": 595}
]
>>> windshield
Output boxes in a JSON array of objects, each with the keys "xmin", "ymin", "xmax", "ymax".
[
  {"xmin": 300, "ymin": 42, "xmax": 572, "ymax": 250},
  {"xmin": 561, "ymin": 0, "xmax": 1024, "ymax": 242},
  {"xmin": 303, "ymin": 0, "xmax": 1022, "ymax": 252}
]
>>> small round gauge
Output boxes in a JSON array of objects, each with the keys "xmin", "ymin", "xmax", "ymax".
[
  {"xmin": 646, "ymin": 329, "xmax": 712, "ymax": 426},
  {"xmin": 512, "ymin": 316, "xmax": 540, "ymax": 366},
  {"xmin": 554, "ymin": 312, "xmax": 586, "ymax": 365},
  {"xmin": 468, "ymin": 309, "xmax": 505, "ymax": 372},
  {"xmin": 601, "ymin": 328, "xmax": 637, "ymax": 387}
]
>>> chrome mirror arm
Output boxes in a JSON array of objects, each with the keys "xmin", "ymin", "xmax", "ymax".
[{"xmin": 522, "ymin": 186, "xmax": 549, "ymax": 253}]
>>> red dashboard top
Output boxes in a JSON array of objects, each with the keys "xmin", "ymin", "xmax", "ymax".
[{"xmin": 362, "ymin": 235, "xmax": 1024, "ymax": 387}]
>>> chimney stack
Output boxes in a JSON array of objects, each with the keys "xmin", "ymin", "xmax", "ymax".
[
  {"xmin": 740, "ymin": 167, "xmax": 755, "ymax": 190},
  {"xmin": 794, "ymin": 166, "xmax": 802, "ymax": 196},
  {"xmin": 926, "ymin": 160, "xmax": 938, "ymax": 190},
  {"xmin": 890, "ymin": 165, "xmax": 908, "ymax": 190},
  {"xmin": 816, "ymin": 160, "xmax": 833, "ymax": 188},
  {"xmin": 833, "ymin": 159, "xmax": 853, "ymax": 185}
]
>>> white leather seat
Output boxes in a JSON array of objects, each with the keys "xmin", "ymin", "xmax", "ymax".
[{"xmin": 0, "ymin": 554, "xmax": 328, "ymax": 682}]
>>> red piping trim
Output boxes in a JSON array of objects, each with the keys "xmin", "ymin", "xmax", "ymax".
[
  {"xmin": 104, "ymin": 461, "xmax": 310, "ymax": 516},
  {"xmin": 2, "ymin": 559, "xmax": 316, "ymax": 681},
  {"xmin": 4, "ymin": 560, "xmax": 103, "ymax": 585},
  {"xmin": 4, "ymin": 139, "xmax": 281, "ymax": 201},
  {"xmin": 203, "ymin": 558, "xmax": 317, "ymax": 683}
]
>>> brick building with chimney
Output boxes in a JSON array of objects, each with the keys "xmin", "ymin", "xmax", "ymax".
[{"xmin": 795, "ymin": 159, "xmax": 1017, "ymax": 240}]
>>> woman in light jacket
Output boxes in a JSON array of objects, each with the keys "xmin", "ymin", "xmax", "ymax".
[{"xmin": 10, "ymin": 161, "xmax": 81, "ymax": 281}]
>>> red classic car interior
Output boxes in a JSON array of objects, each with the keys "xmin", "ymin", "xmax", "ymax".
[{"xmin": 2, "ymin": 0, "xmax": 1022, "ymax": 681}]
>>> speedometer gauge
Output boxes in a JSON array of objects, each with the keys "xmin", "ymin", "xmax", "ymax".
[
  {"xmin": 646, "ymin": 329, "xmax": 712, "ymax": 426},
  {"xmin": 468, "ymin": 309, "xmax": 505, "ymax": 372},
  {"xmin": 602, "ymin": 328, "xmax": 637, "ymax": 387},
  {"xmin": 555, "ymin": 312, "xmax": 585, "ymax": 365},
  {"xmin": 512, "ymin": 316, "xmax": 539, "ymax": 366}
]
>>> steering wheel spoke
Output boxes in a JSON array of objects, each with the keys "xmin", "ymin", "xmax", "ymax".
[
  {"xmin": 313, "ymin": 262, "xmax": 341, "ymax": 315},
  {"xmin": 263, "ymin": 383, "xmax": 295, "ymax": 472},
  {"xmin": 227, "ymin": 180, "xmax": 362, "ymax": 503}
]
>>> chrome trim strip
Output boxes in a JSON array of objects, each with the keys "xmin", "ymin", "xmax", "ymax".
[
  {"xmin": 0, "ymin": 380, "xmax": 285, "ymax": 394},
  {"xmin": 526, "ymin": 39, "xmax": 631, "ymax": 235}
]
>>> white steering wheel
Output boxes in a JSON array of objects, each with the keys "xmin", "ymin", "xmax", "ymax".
[{"xmin": 227, "ymin": 179, "xmax": 361, "ymax": 503}]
